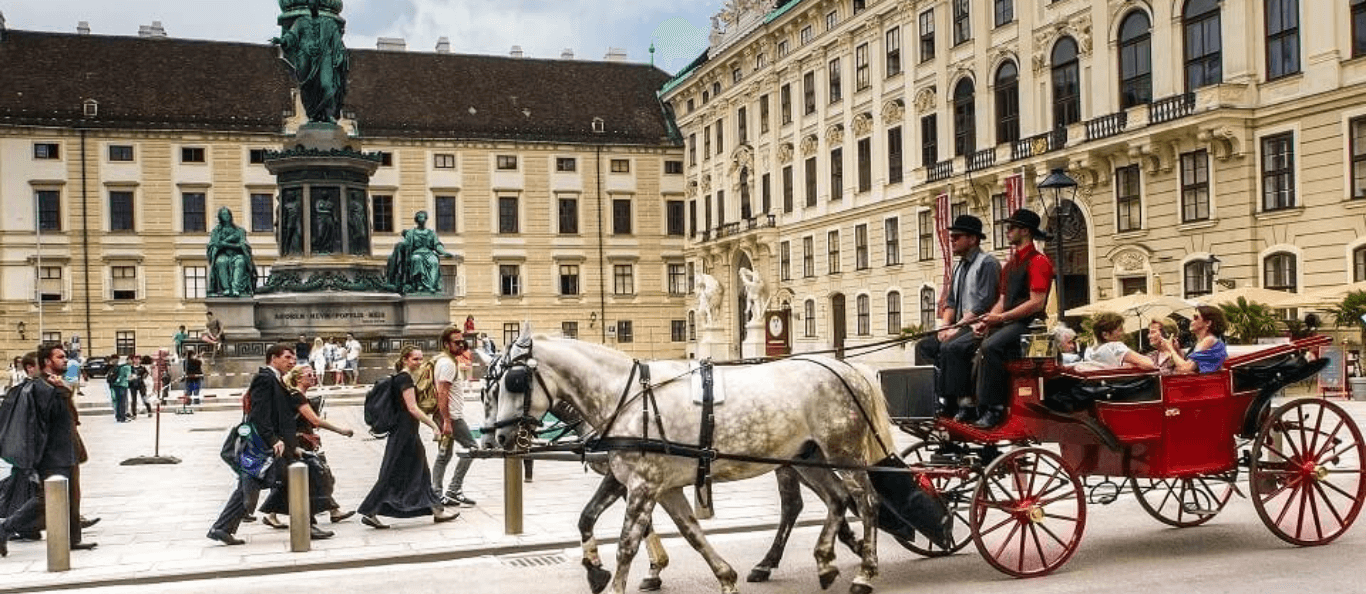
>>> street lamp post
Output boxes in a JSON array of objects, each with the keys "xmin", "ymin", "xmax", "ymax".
[{"xmin": 1038, "ymin": 168, "xmax": 1078, "ymax": 314}]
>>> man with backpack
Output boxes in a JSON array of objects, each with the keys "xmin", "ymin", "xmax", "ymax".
[{"xmin": 427, "ymin": 326, "xmax": 478, "ymax": 507}]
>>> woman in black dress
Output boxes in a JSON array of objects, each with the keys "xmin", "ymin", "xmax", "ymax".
[
  {"xmin": 258, "ymin": 364, "xmax": 356, "ymax": 529},
  {"xmin": 360, "ymin": 346, "xmax": 460, "ymax": 528}
]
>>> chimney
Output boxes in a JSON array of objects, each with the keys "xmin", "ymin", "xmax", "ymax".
[
  {"xmin": 603, "ymin": 47, "xmax": 627, "ymax": 62},
  {"xmin": 77, "ymin": 21, "xmax": 91, "ymax": 35},
  {"xmin": 435, "ymin": 36, "xmax": 450, "ymax": 53},
  {"xmin": 138, "ymin": 20, "xmax": 167, "ymax": 38},
  {"xmin": 510, "ymin": 45, "xmax": 523, "ymax": 58},
  {"xmin": 560, "ymin": 48, "xmax": 574, "ymax": 60},
  {"xmin": 376, "ymin": 37, "xmax": 406, "ymax": 51}
]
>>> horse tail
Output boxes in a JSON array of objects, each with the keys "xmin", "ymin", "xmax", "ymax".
[{"xmin": 847, "ymin": 362, "xmax": 896, "ymax": 465}]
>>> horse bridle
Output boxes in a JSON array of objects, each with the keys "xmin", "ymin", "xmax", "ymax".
[{"xmin": 488, "ymin": 335, "xmax": 556, "ymax": 450}]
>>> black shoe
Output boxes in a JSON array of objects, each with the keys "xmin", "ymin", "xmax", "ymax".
[
  {"xmin": 361, "ymin": 515, "xmax": 390, "ymax": 529},
  {"xmin": 242, "ymin": 514, "xmax": 257, "ymax": 523},
  {"xmin": 262, "ymin": 515, "xmax": 287, "ymax": 530},
  {"xmin": 71, "ymin": 541, "xmax": 98, "ymax": 551},
  {"xmin": 309, "ymin": 525, "xmax": 334, "ymax": 540},
  {"xmin": 329, "ymin": 510, "xmax": 356, "ymax": 523},
  {"xmin": 973, "ymin": 408, "xmax": 1006, "ymax": 429},
  {"xmin": 80, "ymin": 516, "xmax": 101, "ymax": 529},
  {"xmin": 0, "ymin": 529, "xmax": 8, "ymax": 557},
  {"xmin": 952, "ymin": 408, "xmax": 977, "ymax": 424},
  {"xmin": 445, "ymin": 492, "xmax": 477, "ymax": 507},
  {"xmin": 206, "ymin": 528, "xmax": 245, "ymax": 546}
]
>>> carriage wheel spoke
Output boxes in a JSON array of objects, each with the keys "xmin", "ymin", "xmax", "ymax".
[
  {"xmin": 1305, "ymin": 405, "xmax": 1327, "ymax": 463},
  {"xmin": 1260, "ymin": 473, "xmax": 1303, "ymax": 503},
  {"xmin": 978, "ymin": 515, "xmax": 1017, "ymax": 537},
  {"xmin": 1306, "ymin": 478, "xmax": 1326, "ymax": 541},
  {"xmin": 1040, "ymin": 512, "xmax": 1078, "ymax": 523},
  {"xmin": 1028, "ymin": 465, "xmax": 1067, "ymax": 502},
  {"xmin": 1269, "ymin": 481, "xmax": 1304, "ymax": 526},
  {"xmin": 1033, "ymin": 518, "xmax": 1071, "ymax": 549},
  {"xmin": 1015, "ymin": 521, "xmax": 1028, "ymax": 573},
  {"xmin": 1310, "ymin": 421, "xmax": 1347, "ymax": 462},
  {"xmin": 1035, "ymin": 490, "xmax": 1081, "ymax": 508},
  {"xmin": 1261, "ymin": 442, "xmax": 1296, "ymax": 465},
  {"xmin": 1028, "ymin": 522, "xmax": 1049, "ymax": 570},
  {"xmin": 989, "ymin": 521, "xmax": 1023, "ymax": 560},
  {"xmin": 1176, "ymin": 480, "xmax": 1192, "ymax": 523},
  {"xmin": 1309, "ymin": 480, "xmax": 1347, "ymax": 529}
]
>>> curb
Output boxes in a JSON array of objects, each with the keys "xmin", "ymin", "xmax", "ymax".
[{"xmin": 1, "ymin": 518, "xmax": 826, "ymax": 593}]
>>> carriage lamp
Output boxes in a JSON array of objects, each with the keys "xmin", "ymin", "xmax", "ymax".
[{"xmin": 1038, "ymin": 168, "xmax": 1077, "ymax": 311}]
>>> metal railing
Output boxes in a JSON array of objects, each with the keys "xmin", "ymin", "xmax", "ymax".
[
  {"xmin": 1011, "ymin": 127, "xmax": 1069, "ymax": 161},
  {"xmin": 927, "ymin": 159, "xmax": 954, "ymax": 182},
  {"xmin": 1149, "ymin": 92, "xmax": 1196, "ymax": 124},
  {"xmin": 1085, "ymin": 111, "xmax": 1128, "ymax": 141},
  {"xmin": 696, "ymin": 214, "xmax": 777, "ymax": 243},
  {"xmin": 966, "ymin": 148, "xmax": 996, "ymax": 173}
]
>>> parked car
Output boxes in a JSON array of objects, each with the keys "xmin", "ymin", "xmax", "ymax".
[{"xmin": 82, "ymin": 357, "xmax": 109, "ymax": 378}]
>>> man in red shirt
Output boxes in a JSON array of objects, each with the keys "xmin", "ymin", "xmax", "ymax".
[{"xmin": 970, "ymin": 209, "xmax": 1055, "ymax": 429}]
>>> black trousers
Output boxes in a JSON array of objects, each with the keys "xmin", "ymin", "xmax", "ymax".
[
  {"xmin": 1, "ymin": 466, "xmax": 81, "ymax": 543},
  {"xmin": 211, "ymin": 469, "xmax": 272, "ymax": 535},
  {"xmin": 976, "ymin": 320, "xmax": 1032, "ymax": 410},
  {"xmin": 915, "ymin": 327, "xmax": 979, "ymax": 402}
]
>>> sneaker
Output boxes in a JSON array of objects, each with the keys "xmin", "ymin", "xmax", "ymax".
[{"xmin": 445, "ymin": 492, "xmax": 477, "ymax": 507}]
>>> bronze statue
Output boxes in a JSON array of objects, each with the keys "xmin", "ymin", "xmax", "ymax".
[
  {"xmin": 346, "ymin": 189, "xmax": 370, "ymax": 256},
  {"xmin": 385, "ymin": 211, "xmax": 453, "ymax": 294},
  {"xmin": 206, "ymin": 207, "xmax": 258, "ymax": 297},
  {"xmin": 272, "ymin": 0, "xmax": 349, "ymax": 123},
  {"xmin": 279, "ymin": 188, "xmax": 304, "ymax": 255},
  {"xmin": 311, "ymin": 188, "xmax": 340, "ymax": 254}
]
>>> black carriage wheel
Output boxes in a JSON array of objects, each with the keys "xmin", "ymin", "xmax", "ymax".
[
  {"xmin": 970, "ymin": 447, "xmax": 1086, "ymax": 578},
  {"xmin": 892, "ymin": 441, "xmax": 976, "ymax": 557},
  {"xmin": 1250, "ymin": 398, "xmax": 1366, "ymax": 546},
  {"xmin": 1131, "ymin": 473, "xmax": 1235, "ymax": 528}
]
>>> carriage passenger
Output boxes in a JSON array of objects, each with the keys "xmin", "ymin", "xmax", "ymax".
[
  {"xmin": 1145, "ymin": 318, "xmax": 1181, "ymax": 374},
  {"xmin": 1069, "ymin": 313, "xmax": 1157, "ymax": 372},
  {"xmin": 1155, "ymin": 305, "xmax": 1227, "ymax": 374}
]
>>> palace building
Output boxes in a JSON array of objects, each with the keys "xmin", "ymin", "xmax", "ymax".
[
  {"xmin": 661, "ymin": 0, "xmax": 1366, "ymax": 362},
  {"xmin": 0, "ymin": 26, "xmax": 687, "ymax": 359}
]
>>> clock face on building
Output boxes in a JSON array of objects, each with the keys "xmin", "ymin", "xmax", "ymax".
[{"xmin": 767, "ymin": 314, "xmax": 784, "ymax": 338}]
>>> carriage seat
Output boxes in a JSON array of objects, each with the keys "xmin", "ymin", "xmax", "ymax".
[{"xmin": 1043, "ymin": 368, "xmax": 1161, "ymax": 413}]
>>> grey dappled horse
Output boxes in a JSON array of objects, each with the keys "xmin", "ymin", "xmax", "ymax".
[
  {"xmin": 474, "ymin": 350, "xmax": 861, "ymax": 593},
  {"xmin": 489, "ymin": 327, "xmax": 894, "ymax": 594}
]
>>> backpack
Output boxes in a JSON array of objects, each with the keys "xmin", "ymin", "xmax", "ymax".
[
  {"xmin": 363, "ymin": 374, "xmax": 400, "ymax": 435},
  {"xmin": 413, "ymin": 355, "xmax": 443, "ymax": 416}
]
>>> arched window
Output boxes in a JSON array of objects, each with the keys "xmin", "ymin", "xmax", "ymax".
[
  {"xmin": 804, "ymin": 299, "xmax": 817, "ymax": 337},
  {"xmin": 952, "ymin": 78, "xmax": 976, "ymax": 156},
  {"xmin": 1118, "ymin": 11, "xmax": 1151, "ymax": 108},
  {"xmin": 994, "ymin": 61, "xmax": 1019, "ymax": 145},
  {"xmin": 1183, "ymin": 0, "xmax": 1222, "ymax": 90},
  {"xmin": 887, "ymin": 291, "xmax": 903, "ymax": 334},
  {"xmin": 919, "ymin": 287, "xmax": 936, "ymax": 330},
  {"xmin": 1264, "ymin": 252, "xmax": 1297, "ymax": 292},
  {"xmin": 856, "ymin": 294, "xmax": 871, "ymax": 336},
  {"xmin": 1184, "ymin": 259, "xmax": 1213, "ymax": 298},
  {"xmin": 1051, "ymin": 37, "xmax": 1080, "ymax": 127},
  {"xmin": 1354, "ymin": 246, "xmax": 1366, "ymax": 282}
]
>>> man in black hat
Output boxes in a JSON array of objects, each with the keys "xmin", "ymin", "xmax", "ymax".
[
  {"xmin": 970, "ymin": 208, "xmax": 1055, "ymax": 429},
  {"xmin": 916, "ymin": 214, "xmax": 1000, "ymax": 421}
]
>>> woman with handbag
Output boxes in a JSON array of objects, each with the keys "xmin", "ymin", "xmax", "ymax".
[
  {"xmin": 358, "ymin": 346, "xmax": 460, "ymax": 528},
  {"xmin": 258, "ymin": 364, "xmax": 356, "ymax": 528}
]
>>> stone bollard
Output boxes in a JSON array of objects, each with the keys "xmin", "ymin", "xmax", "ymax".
[
  {"xmin": 288, "ymin": 462, "xmax": 310, "ymax": 552},
  {"xmin": 44, "ymin": 475, "xmax": 70, "ymax": 572},
  {"xmin": 503, "ymin": 457, "xmax": 523, "ymax": 534}
]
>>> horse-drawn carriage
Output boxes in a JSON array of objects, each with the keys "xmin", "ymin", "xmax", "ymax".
[{"xmin": 482, "ymin": 326, "xmax": 1363, "ymax": 593}]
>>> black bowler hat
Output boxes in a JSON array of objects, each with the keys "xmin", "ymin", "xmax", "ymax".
[
  {"xmin": 999, "ymin": 208, "xmax": 1052, "ymax": 240},
  {"xmin": 946, "ymin": 214, "xmax": 986, "ymax": 240}
]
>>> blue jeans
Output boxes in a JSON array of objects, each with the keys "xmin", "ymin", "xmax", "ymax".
[
  {"xmin": 186, "ymin": 379, "xmax": 202, "ymax": 403},
  {"xmin": 111, "ymin": 386, "xmax": 128, "ymax": 421}
]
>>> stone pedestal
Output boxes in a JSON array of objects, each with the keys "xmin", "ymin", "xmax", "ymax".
[
  {"xmin": 205, "ymin": 298, "xmax": 261, "ymax": 340},
  {"xmin": 696, "ymin": 326, "xmax": 729, "ymax": 361},
  {"xmin": 741, "ymin": 321, "xmax": 766, "ymax": 359}
]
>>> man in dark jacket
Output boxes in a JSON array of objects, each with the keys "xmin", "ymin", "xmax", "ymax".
[
  {"xmin": 208, "ymin": 343, "xmax": 326, "ymax": 545},
  {"xmin": 0, "ymin": 344, "xmax": 94, "ymax": 556}
]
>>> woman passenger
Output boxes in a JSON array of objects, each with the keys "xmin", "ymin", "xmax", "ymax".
[
  {"xmin": 1157, "ymin": 305, "xmax": 1228, "ymax": 373},
  {"xmin": 1145, "ymin": 319, "xmax": 1181, "ymax": 374},
  {"xmin": 1072, "ymin": 312, "xmax": 1157, "ymax": 372}
]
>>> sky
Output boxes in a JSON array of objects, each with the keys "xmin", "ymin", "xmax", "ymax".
[{"xmin": 1, "ymin": 0, "xmax": 721, "ymax": 74}]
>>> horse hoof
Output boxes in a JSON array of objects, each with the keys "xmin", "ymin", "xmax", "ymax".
[
  {"xmin": 638, "ymin": 577, "xmax": 663, "ymax": 591},
  {"xmin": 585, "ymin": 564, "xmax": 611, "ymax": 594},
  {"xmin": 747, "ymin": 567, "xmax": 772, "ymax": 583},
  {"xmin": 818, "ymin": 568, "xmax": 840, "ymax": 590},
  {"xmin": 849, "ymin": 583, "xmax": 874, "ymax": 594}
]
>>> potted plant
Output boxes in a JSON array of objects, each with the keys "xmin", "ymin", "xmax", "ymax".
[{"xmin": 1325, "ymin": 290, "xmax": 1366, "ymax": 348}]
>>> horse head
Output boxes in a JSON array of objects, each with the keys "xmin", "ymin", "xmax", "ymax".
[{"xmin": 489, "ymin": 323, "xmax": 553, "ymax": 451}]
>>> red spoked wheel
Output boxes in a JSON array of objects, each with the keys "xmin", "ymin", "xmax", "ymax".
[
  {"xmin": 1250, "ymin": 398, "xmax": 1366, "ymax": 546},
  {"xmin": 894, "ymin": 441, "xmax": 977, "ymax": 557},
  {"xmin": 1131, "ymin": 472, "xmax": 1235, "ymax": 528},
  {"xmin": 969, "ymin": 447, "xmax": 1086, "ymax": 577}
]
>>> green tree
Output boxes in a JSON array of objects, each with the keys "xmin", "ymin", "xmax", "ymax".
[
  {"xmin": 1218, "ymin": 297, "xmax": 1281, "ymax": 345},
  {"xmin": 1325, "ymin": 290, "xmax": 1366, "ymax": 347}
]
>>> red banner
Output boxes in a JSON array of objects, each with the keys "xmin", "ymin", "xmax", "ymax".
[
  {"xmin": 1005, "ymin": 173, "xmax": 1024, "ymax": 214},
  {"xmin": 935, "ymin": 192, "xmax": 951, "ymax": 309}
]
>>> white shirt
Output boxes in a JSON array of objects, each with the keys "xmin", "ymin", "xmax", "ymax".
[
  {"xmin": 346, "ymin": 338, "xmax": 361, "ymax": 361},
  {"xmin": 433, "ymin": 353, "xmax": 462, "ymax": 420},
  {"xmin": 1075, "ymin": 341, "xmax": 1132, "ymax": 371}
]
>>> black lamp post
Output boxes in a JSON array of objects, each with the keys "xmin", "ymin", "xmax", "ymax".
[{"xmin": 1038, "ymin": 168, "xmax": 1078, "ymax": 313}]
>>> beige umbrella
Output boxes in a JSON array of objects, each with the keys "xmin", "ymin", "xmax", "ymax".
[
  {"xmin": 1066, "ymin": 291, "xmax": 1196, "ymax": 333},
  {"xmin": 1275, "ymin": 281, "xmax": 1366, "ymax": 309},
  {"xmin": 1192, "ymin": 286, "xmax": 1297, "ymax": 309}
]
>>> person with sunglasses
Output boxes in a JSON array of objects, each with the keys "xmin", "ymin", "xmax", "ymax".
[
  {"xmin": 1155, "ymin": 305, "xmax": 1228, "ymax": 374},
  {"xmin": 916, "ymin": 214, "xmax": 1000, "ymax": 421},
  {"xmin": 970, "ymin": 209, "xmax": 1055, "ymax": 429}
]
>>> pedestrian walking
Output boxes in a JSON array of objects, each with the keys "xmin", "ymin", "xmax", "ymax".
[
  {"xmin": 258, "ymin": 364, "xmax": 354, "ymax": 531},
  {"xmin": 431, "ymin": 326, "xmax": 478, "ymax": 507},
  {"xmin": 208, "ymin": 343, "xmax": 329, "ymax": 545},
  {"xmin": 358, "ymin": 346, "xmax": 460, "ymax": 528},
  {"xmin": 184, "ymin": 350, "xmax": 204, "ymax": 405},
  {"xmin": 109, "ymin": 355, "xmax": 130, "ymax": 422},
  {"xmin": 127, "ymin": 355, "xmax": 150, "ymax": 419}
]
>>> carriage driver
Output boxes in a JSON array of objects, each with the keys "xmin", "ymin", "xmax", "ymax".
[
  {"xmin": 970, "ymin": 209, "xmax": 1055, "ymax": 429},
  {"xmin": 915, "ymin": 214, "xmax": 1000, "ymax": 422}
]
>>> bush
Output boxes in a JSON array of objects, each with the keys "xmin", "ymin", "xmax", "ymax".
[
  {"xmin": 1325, "ymin": 290, "xmax": 1366, "ymax": 347},
  {"xmin": 1218, "ymin": 297, "xmax": 1281, "ymax": 345}
]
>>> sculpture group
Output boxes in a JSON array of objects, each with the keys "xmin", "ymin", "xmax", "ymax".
[
  {"xmin": 272, "ymin": 0, "xmax": 349, "ymax": 123},
  {"xmin": 384, "ymin": 211, "xmax": 453, "ymax": 294}
]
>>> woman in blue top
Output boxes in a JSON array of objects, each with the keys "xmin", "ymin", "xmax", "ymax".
[{"xmin": 1157, "ymin": 305, "xmax": 1228, "ymax": 374}]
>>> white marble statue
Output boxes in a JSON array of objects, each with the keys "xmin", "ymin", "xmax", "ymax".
[
  {"xmin": 695, "ymin": 272, "xmax": 722, "ymax": 328},
  {"xmin": 739, "ymin": 267, "xmax": 766, "ymax": 326}
]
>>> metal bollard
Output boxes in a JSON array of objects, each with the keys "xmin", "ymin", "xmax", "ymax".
[
  {"xmin": 44, "ymin": 475, "xmax": 70, "ymax": 572},
  {"xmin": 503, "ymin": 457, "xmax": 523, "ymax": 534},
  {"xmin": 287, "ymin": 462, "xmax": 310, "ymax": 552}
]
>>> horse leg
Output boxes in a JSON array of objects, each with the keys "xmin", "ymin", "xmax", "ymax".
[
  {"xmin": 579, "ymin": 474, "xmax": 627, "ymax": 594},
  {"xmin": 747, "ymin": 466, "xmax": 804, "ymax": 583},
  {"xmin": 657, "ymin": 487, "xmax": 740, "ymax": 594},
  {"xmin": 793, "ymin": 465, "xmax": 864, "ymax": 557},
  {"xmin": 797, "ymin": 467, "xmax": 851, "ymax": 590},
  {"xmin": 610, "ymin": 487, "xmax": 658, "ymax": 594},
  {"xmin": 640, "ymin": 530, "xmax": 669, "ymax": 591},
  {"xmin": 842, "ymin": 470, "xmax": 880, "ymax": 594}
]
